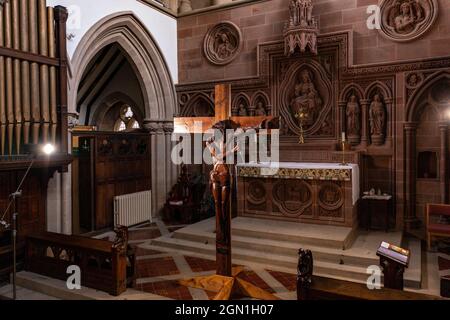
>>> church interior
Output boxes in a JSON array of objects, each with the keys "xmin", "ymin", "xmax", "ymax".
[{"xmin": 1, "ymin": 0, "xmax": 450, "ymax": 301}]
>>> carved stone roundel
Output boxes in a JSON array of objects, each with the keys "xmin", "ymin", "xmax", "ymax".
[
  {"xmin": 204, "ymin": 21, "xmax": 242, "ymax": 66},
  {"xmin": 379, "ymin": 0, "xmax": 438, "ymax": 42},
  {"xmin": 247, "ymin": 180, "xmax": 267, "ymax": 205},
  {"xmin": 318, "ymin": 182, "xmax": 344, "ymax": 211},
  {"xmin": 272, "ymin": 180, "xmax": 313, "ymax": 218}
]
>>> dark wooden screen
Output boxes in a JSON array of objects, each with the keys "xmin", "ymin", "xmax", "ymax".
[{"xmin": 72, "ymin": 132, "xmax": 152, "ymax": 231}]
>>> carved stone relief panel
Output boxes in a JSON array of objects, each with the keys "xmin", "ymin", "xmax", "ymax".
[
  {"xmin": 203, "ymin": 21, "xmax": 242, "ymax": 66},
  {"xmin": 278, "ymin": 60, "xmax": 333, "ymax": 138},
  {"xmin": 318, "ymin": 182, "xmax": 344, "ymax": 212},
  {"xmin": 272, "ymin": 180, "xmax": 313, "ymax": 218},
  {"xmin": 379, "ymin": 0, "xmax": 438, "ymax": 42}
]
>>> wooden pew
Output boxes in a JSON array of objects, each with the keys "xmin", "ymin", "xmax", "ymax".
[
  {"xmin": 298, "ymin": 276, "xmax": 440, "ymax": 300},
  {"xmin": 296, "ymin": 249, "xmax": 440, "ymax": 300},
  {"xmin": 24, "ymin": 226, "xmax": 135, "ymax": 296}
]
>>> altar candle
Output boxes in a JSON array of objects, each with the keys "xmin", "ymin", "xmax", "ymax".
[{"xmin": 342, "ymin": 132, "xmax": 346, "ymax": 142}]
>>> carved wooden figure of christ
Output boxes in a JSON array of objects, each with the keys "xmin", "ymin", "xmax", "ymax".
[
  {"xmin": 174, "ymin": 84, "xmax": 280, "ymax": 300},
  {"xmin": 207, "ymin": 130, "xmax": 238, "ymax": 277}
]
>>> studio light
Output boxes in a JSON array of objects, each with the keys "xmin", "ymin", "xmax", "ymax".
[{"xmin": 42, "ymin": 143, "xmax": 56, "ymax": 155}]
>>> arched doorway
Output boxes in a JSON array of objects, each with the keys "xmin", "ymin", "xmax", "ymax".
[
  {"xmin": 405, "ymin": 72, "xmax": 450, "ymax": 229},
  {"xmin": 68, "ymin": 12, "xmax": 178, "ymax": 231}
]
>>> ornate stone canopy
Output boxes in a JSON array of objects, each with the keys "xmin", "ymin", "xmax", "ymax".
[{"xmin": 283, "ymin": 0, "xmax": 319, "ymax": 56}]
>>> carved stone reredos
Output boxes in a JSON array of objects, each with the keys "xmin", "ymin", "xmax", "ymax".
[
  {"xmin": 284, "ymin": 0, "xmax": 319, "ymax": 55},
  {"xmin": 203, "ymin": 21, "xmax": 242, "ymax": 66},
  {"xmin": 279, "ymin": 60, "xmax": 332, "ymax": 137},
  {"xmin": 379, "ymin": 0, "xmax": 438, "ymax": 42}
]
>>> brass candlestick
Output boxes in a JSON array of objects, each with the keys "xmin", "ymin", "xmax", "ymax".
[
  {"xmin": 295, "ymin": 109, "xmax": 308, "ymax": 144},
  {"xmin": 340, "ymin": 139, "xmax": 348, "ymax": 166}
]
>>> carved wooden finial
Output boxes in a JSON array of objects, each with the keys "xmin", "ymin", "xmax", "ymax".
[{"xmin": 297, "ymin": 248, "xmax": 313, "ymax": 300}]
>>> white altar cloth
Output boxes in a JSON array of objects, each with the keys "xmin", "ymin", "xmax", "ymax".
[{"xmin": 236, "ymin": 162, "xmax": 360, "ymax": 205}]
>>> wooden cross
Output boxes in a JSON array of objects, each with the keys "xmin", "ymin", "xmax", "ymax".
[
  {"xmin": 174, "ymin": 84, "xmax": 275, "ymax": 134},
  {"xmin": 174, "ymin": 84, "xmax": 279, "ymax": 300}
]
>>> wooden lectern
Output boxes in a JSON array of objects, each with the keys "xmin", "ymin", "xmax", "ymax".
[{"xmin": 376, "ymin": 241, "xmax": 410, "ymax": 290}]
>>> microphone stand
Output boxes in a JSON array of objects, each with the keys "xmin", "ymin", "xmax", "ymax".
[{"xmin": 0, "ymin": 157, "xmax": 35, "ymax": 300}]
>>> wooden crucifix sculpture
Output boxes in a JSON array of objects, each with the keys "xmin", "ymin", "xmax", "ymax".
[{"xmin": 174, "ymin": 84, "xmax": 279, "ymax": 300}]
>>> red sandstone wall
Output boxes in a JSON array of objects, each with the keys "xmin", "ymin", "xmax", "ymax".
[{"xmin": 178, "ymin": 0, "xmax": 450, "ymax": 83}]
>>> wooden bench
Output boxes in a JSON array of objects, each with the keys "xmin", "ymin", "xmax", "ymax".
[
  {"xmin": 296, "ymin": 249, "xmax": 440, "ymax": 300},
  {"xmin": 25, "ymin": 226, "xmax": 135, "ymax": 296},
  {"xmin": 426, "ymin": 204, "xmax": 450, "ymax": 250}
]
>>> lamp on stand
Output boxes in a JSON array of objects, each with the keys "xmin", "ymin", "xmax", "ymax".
[{"xmin": 0, "ymin": 143, "xmax": 56, "ymax": 300}]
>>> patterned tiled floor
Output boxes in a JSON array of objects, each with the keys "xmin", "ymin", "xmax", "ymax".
[{"xmin": 102, "ymin": 219, "xmax": 298, "ymax": 300}]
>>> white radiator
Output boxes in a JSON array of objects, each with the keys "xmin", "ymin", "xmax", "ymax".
[{"xmin": 114, "ymin": 190, "xmax": 152, "ymax": 227}]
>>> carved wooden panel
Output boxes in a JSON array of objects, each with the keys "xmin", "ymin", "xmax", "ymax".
[{"xmin": 73, "ymin": 132, "xmax": 151, "ymax": 231}]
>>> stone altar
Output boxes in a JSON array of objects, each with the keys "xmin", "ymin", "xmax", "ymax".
[{"xmin": 236, "ymin": 162, "xmax": 360, "ymax": 227}]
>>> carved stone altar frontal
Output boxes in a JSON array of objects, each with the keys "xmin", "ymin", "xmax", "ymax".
[
  {"xmin": 379, "ymin": 0, "xmax": 438, "ymax": 42},
  {"xmin": 203, "ymin": 21, "xmax": 242, "ymax": 66},
  {"xmin": 237, "ymin": 176, "xmax": 355, "ymax": 227}
]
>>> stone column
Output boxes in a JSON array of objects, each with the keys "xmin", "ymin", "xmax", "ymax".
[
  {"xmin": 385, "ymin": 98, "xmax": 393, "ymax": 148},
  {"xmin": 439, "ymin": 123, "xmax": 448, "ymax": 203},
  {"xmin": 360, "ymin": 99, "xmax": 369, "ymax": 148},
  {"xmin": 404, "ymin": 122, "xmax": 420, "ymax": 229},
  {"xmin": 145, "ymin": 120, "xmax": 178, "ymax": 218},
  {"xmin": 178, "ymin": 0, "xmax": 192, "ymax": 13}
]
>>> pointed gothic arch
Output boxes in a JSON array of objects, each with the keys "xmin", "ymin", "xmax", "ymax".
[{"xmin": 68, "ymin": 12, "xmax": 177, "ymax": 121}]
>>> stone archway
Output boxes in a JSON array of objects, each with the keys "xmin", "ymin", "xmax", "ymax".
[
  {"xmin": 404, "ymin": 71, "xmax": 450, "ymax": 229},
  {"xmin": 69, "ymin": 12, "xmax": 177, "ymax": 120},
  {"xmin": 68, "ymin": 12, "xmax": 179, "ymax": 218}
]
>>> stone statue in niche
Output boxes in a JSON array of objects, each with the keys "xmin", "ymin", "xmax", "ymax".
[
  {"xmin": 255, "ymin": 101, "xmax": 267, "ymax": 116},
  {"xmin": 290, "ymin": 69, "xmax": 323, "ymax": 128},
  {"xmin": 238, "ymin": 103, "xmax": 248, "ymax": 116},
  {"xmin": 369, "ymin": 94, "xmax": 387, "ymax": 146},
  {"xmin": 346, "ymin": 95, "xmax": 361, "ymax": 145}
]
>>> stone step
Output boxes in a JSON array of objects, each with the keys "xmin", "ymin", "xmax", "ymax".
[
  {"xmin": 188, "ymin": 217, "xmax": 356, "ymax": 250},
  {"xmin": 172, "ymin": 228, "xmax": 378, "ymax": 268},
  {"xmin": 14, "ymin": 271, "xmax": 170, "ymax": 300},
  {"xmin": 151, "ymin": 236, "xmax": 373, "ymax": 282},
  {"xmin": 150, "ymin": 234, "xmax": 421, "ymax": 289}
]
